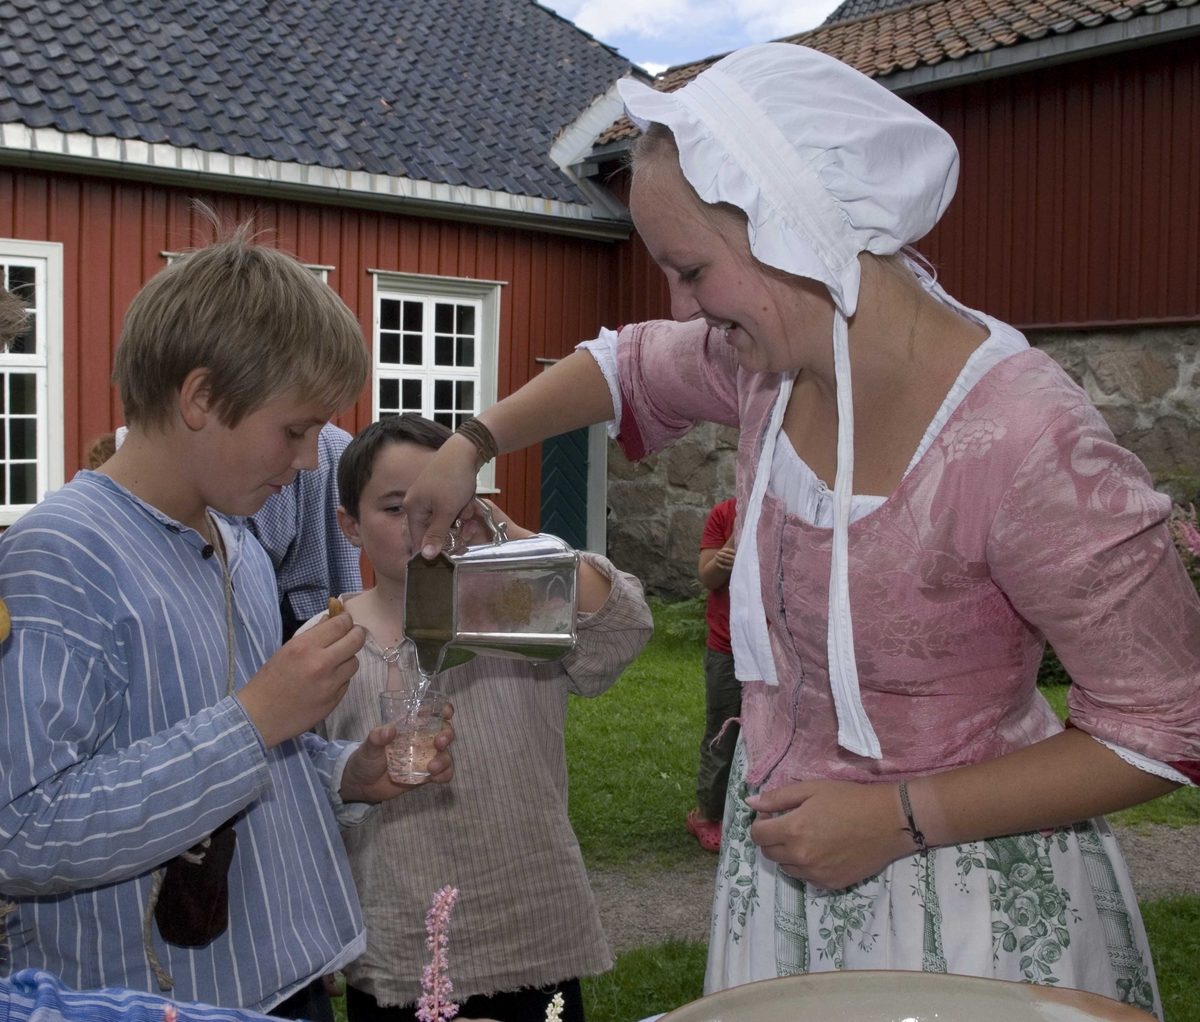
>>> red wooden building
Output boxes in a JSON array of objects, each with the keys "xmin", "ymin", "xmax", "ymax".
[{"xmin": 0, "ymin": 0, "xmax": 640, "ymax": 541}]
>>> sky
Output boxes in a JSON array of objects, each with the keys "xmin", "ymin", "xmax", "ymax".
[{"xmin": 541, "ymin": 0, "xmax": 845, "ymax": 73}]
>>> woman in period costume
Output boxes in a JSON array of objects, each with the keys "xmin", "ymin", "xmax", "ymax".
[{"xmin": 402, "ymin": 43, "xmax": 1200, "ymax": 1018}]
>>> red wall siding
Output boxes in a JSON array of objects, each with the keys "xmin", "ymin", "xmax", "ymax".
[
  {"xmin": 0, "ymin": 168, "xmax": 623, "ymax": 529},
  {"xmin": 914, "ymin": 37, "xmax": 1200, "ymax": 328},
  {"xmin": 611, "ymin": 37, "xmax": 1200, "ymax": 331}
]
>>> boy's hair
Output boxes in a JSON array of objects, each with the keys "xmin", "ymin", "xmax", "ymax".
[
  {"xmin": 0, "ymin": 287, "xmax": 29, "ymax": 349},
  {"xmin": 338, "ymin": 414, "xmax": 452, "ymax": 520},
  {"xmin": 112, "ymin": 213, "xmax": 369, "ymax": 428},
  {"xmin": 86, "ymin": 431, "xmax": 117, "ymax": 470}
]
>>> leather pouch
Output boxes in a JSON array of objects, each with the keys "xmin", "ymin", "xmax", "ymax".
[{"xmin": 154, "ymin": 817, "xmax": 238, "ymax": 948}]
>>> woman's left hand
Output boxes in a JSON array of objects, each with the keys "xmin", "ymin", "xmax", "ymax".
[{"xmin": 748, "ymin": 779, "xmax": 915, "ymax": 890}]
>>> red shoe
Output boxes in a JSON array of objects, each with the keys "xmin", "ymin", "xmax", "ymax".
[{"xmin": 687, "ymin": 808, "xmax": 722, "ymax": 853}]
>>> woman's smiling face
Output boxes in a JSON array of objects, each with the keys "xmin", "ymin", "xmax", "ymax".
[{"xmin": 628, "ymin": 152, "xmax": 834, "ymax": 376}]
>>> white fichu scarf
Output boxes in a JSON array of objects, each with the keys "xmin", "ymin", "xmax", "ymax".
[{"xmin": 619, "ymin": 44, "xmax": 959, "ymax": 759}]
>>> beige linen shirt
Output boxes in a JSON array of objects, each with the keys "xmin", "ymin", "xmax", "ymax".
[{"xmin": 309, "ymin": 553, "xmax": 653, "ymax": 1006}]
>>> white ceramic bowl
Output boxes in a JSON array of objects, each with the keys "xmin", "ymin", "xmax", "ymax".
[{"xmin": 661, "ymin": 971, "xmax": 1153, "ymax": 1022}]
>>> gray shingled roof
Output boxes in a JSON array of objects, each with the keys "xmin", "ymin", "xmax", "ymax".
[
  {"xmin": 0, "ymin": 0, "xmax": 631, "ymax": 204},
  {"xmin": 822, "ymin": 0, "xmax": 921, "ymax": 25}
]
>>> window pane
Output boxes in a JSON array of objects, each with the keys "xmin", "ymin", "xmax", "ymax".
[
  {"xmin": 455, "ymin": 412, "xmax": 471, "ymax": 430},
  {"xmin": 434, "ymin": 337, "xmax": 453, "ymax": 366},
  {"xmin": 433, "ymin": 412, "xmax": 453, "ymax": 429},
  {"xmin": 456, "ymin": 336, "xmax": 474, "ymax": 367},
  {"xmin": 434, "ymin": 303, "xmax": 453, "ymax": 334},
  {"xmin": 9, "ymin": 462, "xmax": 35, "ymax": 504},
  {"xmin": 7, "ymin": 265, "xmax": 34, "ymax": 307},
  {"xmin": 455, "ymin": 380, "xmax": 474, "ymax": 411},
  {"xmin": 403, "ymin": 301, "xmax": 423, "ymax": 332},
  {"xmin": 380, "ymin": 333, "xmax": 400, "ymax": 364},
  {"xmin": 402, "ymin": 335, "xmax": 422, "ymax": 365},
  {"xmin": 8, "ymin": 311, "xmax": 34, "ymax": 355},
  {"xmin": 9, "ymin": 374, "xmax": 35, "ymax": 414},
  {"xmin": 433, "ymin": 379, "xmax": 453, "ymax": 409},
  {"xmin": 380, "ymin": 299, "xmax": 401, "ymax": 331},
  {"xmin": 9, "ymin": 419, "xmax": 35, "ymax": 460},
  {"xmin": 402, "ymin": 379, "xmax": 423, "ymax": 409},
  {"xmin": 380, "ymin": 411, "xmax": 398, "ymax": 420},
  {"xmin": 456, "ymin": 305, "xmax": 474, "ymax": 335},
  {"xmin": 379, "ymin": 377, "xmax": 399, "ymax": 410}
]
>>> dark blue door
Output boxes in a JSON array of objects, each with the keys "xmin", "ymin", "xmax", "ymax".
[{"xmin": 540, "ymin": 427, "xmax": 589, "ymax": 549}]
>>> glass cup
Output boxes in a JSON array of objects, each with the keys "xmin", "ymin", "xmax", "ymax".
[{"xmin": 379, "ymin": 689, "xmax": 448, "ymax": 784}]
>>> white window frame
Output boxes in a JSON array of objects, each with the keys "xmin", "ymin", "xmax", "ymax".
[
  {"xmin": 0, "ymin": 239, "xmax": 65, "ymax": 525},
  {"xmin": 369, "ymin": 270, "xmax": 503, "ymax": 494}
]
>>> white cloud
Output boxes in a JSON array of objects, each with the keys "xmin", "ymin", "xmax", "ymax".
[
  {"xmin": 545, "ymin": 0, "xmax": 840, "ymax": 44},
  {"xmin": 639, "ymin": 61, "xmax": 670, "ymax": 75}
]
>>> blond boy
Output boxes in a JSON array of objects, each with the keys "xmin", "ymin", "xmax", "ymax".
[{"xmin": 0, "ymin": 230, "xmax": 452, "ymax": 1014}]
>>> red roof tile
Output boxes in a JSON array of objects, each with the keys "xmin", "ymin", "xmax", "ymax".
[{"xmin": 597, "ymin": 0, "xmax": 1193, "ymax": 144}]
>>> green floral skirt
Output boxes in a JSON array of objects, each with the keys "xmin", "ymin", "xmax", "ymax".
[{"xmin": 707, "ymin": 739, "xmax": 1162, "ymax": 1019}]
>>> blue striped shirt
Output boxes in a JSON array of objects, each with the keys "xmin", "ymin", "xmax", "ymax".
[
  {"xmin": 247, "ymin": 424, "xmax": 362, "ymax": 625},
  {"xmin": 0, "ymin": 473, "xmax": 366, "ymax": 1011},
  {"xmin": 2, "ymin": 970, "xmax": 275, "ymax": 1022}
]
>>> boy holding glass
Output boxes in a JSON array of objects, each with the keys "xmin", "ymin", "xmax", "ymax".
[
  {"xmin": 306, "ymin": 414, "xmax": 652, "ymax": 1022},
  {"xmin": 0, "ymin": 227, "xmax": 453, "ymax": 1015}
]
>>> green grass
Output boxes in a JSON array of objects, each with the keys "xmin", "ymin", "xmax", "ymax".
[
  {"xmin": 1142, "ymin": 896, "xmax": 1200, "ymax": 1022},
  {"xmin": 565, "ymin": 599, "xmax": 711, "ymax": 871},
  {"xmin": 581, "ymin": 940, "xmax": 708, "ymax": 1022}
]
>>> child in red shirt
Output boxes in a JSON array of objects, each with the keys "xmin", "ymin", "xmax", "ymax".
[{"xmin": 687, "ymin": 497, "xmax": 739, "ymax": 852}]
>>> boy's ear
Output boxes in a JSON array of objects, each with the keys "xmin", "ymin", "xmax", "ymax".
[
  {"xmin": 178, "ymin": 367, "xmax": 215, "ymax": 431},
  {"xmin": 336, "ymin": 506, "xmax": 363, "ymax": 548}
]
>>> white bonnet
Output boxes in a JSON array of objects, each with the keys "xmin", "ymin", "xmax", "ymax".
[
  {"xmin": 618, "ymin": 43, "xmax": 961, "ymax": 760},
  {"xmin": 617, "ymin": 42, "xmax": 959, "ymax": 317}
]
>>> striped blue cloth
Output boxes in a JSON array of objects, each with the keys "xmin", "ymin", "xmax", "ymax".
[
  {"xmin": 1, "ymin": 970, "xmax": 275, "ymax": 1022},
  {"xmin": 0, "ymin": 472, "xmax": 366, "ymax": 1011},
  {"xmin": 247, "ymin": 424, "xmax": 362, "ymax": 625}
]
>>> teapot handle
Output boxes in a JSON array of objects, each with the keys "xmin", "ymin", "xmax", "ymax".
[{"xmin": 472, "ymin": 497, "xmax": 508, "ymax": 546}]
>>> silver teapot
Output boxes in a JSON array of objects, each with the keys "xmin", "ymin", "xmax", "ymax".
[{"xmin": 403, "ymin": 499, "xmax": 580, "ymax": 676}]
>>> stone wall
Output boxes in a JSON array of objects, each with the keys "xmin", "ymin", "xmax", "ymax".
[
  {"xmin": 605, "ymin": 421, "xmax": 738, "ymax": 599},
  {"xmin": 1031, "ymin": 323, "xmax": 1200, "ymax": 505},
  {"xmin": 602, "ymin": 323, "xmax": 1200, "ymax": 598}
]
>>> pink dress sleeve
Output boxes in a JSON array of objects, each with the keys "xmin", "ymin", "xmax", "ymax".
[
  {"xmin": 988, "ymin": 400, "xmax": 1200, "ymax": 783},
  {"xmin": 614, "ymin": 319, "xmax": 741, "ymax": 461}
]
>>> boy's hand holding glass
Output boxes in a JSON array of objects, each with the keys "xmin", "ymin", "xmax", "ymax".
[
  {"xmin": 339, "ymin": 702, "xmax": 456, "ymax": 803},
  {"xmin": 236, "ymin": 613, "xmax": 367, "ymax": 749}
]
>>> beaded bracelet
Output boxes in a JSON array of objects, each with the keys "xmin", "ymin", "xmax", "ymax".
[
  {"xmin": 456, "ymin": 416, "xmax": 499, "ymax": 467},
  {"xmin": 898, "ymin": 780, "xmax": 929, "ymax": 855}
]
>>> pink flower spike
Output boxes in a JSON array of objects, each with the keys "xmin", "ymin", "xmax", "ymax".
[{"xmin": 415, "ymin": 885, "xmax": 460, "ymax": 1022}]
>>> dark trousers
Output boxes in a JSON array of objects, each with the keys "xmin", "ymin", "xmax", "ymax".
[
  {"xmin": 697, "ymin": 647, "xmax": 741, "ymax": 821},
  {"xmin": 346, "ymin": 979, "xmax": 584, "ymax": 1022},
  {"xmin": 271, "ymin": 979, "xmax": 335, "ymax": 1022}
]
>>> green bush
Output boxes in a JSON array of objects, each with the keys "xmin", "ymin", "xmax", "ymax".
[{"xmin": 650, "ymin": 596, "xmax": 708, "ymax": 644}]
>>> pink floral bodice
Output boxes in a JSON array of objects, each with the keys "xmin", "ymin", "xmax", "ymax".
[{"xmin": 615, "ymin": 319, "xmax": 1200, "ymax": 790}]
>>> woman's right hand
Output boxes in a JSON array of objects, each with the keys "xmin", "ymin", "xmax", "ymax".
[{"xmin": 404, "ymin": 432, "xmax": 483, "ymax": 558}]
